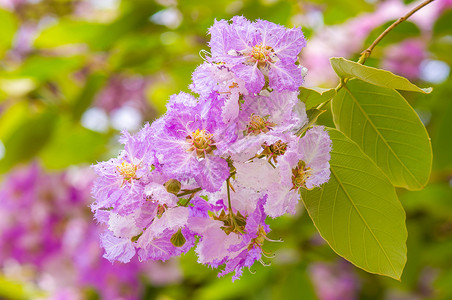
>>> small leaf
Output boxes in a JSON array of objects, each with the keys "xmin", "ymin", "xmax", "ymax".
[
  {"xmin": 330, "ymin": 57, "xmax": 432, "ymax": 93},
  {"xmin": 301, "ymin": 128, "xmax": 407, "ymax": 280},
  {"xmin": 299, "ymin": 86, "xmax": 336, "ymax": 109},
  {"xmin": 332, "ymin": 79, "xmax": 432, "ymax": 190}
]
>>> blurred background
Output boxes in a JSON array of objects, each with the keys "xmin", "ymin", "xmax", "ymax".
[{"xmin": 0, "ymin": 0, "xmax": 451, "ymax": 299}]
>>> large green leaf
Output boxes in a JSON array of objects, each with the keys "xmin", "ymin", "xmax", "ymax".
[
  {"xmin": 330, "ymin": 57, "xmax": 432, "ymax": 94},
  {"xmin": 433, "ymin": 9, "xmax": 452, "ymax": 37},
  {"xmin": 34, "ymin": 21, "xmax": 106, "ymax": 48},
  {"xmin": 39, "ymin": 117, "xmax": 108, "ymax": 169},
  {"xmin": 16, "ymin": 56, "xmax": 84, "ymax": 82},
  {"xmin": 301, "ymin": 128, "xmax": 407, "ymax": 280},
  {"xmin": 332, "ymin": 79, "xmax": 432, "ymax": 190},
  {"xmin": 0, "ymin": 110, "xmax": 57, "ymax": 173},
  {"xmin": 0, "ymin": 9, "xmax": 17, "ymax": 58},
  {"xmin": 433, "ymin": 84, "xmax": 452, "ymax": 171},
  {"xmin": 71, "ymin": 73, "xmax": 107, "ymax": 120},
  {"xmin": 299, "ymin": 86, "xmax": 336, "ymax": 109}
]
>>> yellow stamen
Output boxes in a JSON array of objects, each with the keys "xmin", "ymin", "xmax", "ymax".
[
  {"xmin": 246, "ymin": 114, "xmax": 275, "ymax": 135},
  {"xmin": 117, "ymin": 161, "xmax": 137, "ymax": 180},
  {"xmin": 291, "ymin": 161, "xmax": 312, "ymax": 189},
  {"xmin": 186, "ymin": 129, "xmax": 216, "ymax": 158},
  {"xmin": 249, "ymin": 44, "xmax": 275, "ymax": 64}
]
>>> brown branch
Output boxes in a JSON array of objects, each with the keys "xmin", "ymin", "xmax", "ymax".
[
  {"xmin": 176, "ymin": 187, "xmax": 202, "ymax": 198},
  {"xmin": 358, "ymin": 0, "xmax": 436, "ymax": 65}
]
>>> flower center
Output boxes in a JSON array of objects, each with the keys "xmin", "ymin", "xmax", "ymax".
[
  {"xmin": 186, "ymin": 129, "xmax": 216, "ymax": 158},
  {"xmin": 269, "ymin": 141, "xmax": 287, "ymax": 157},
  {"xmin": 246, "ymin": 114, "xmax": 275, "ymax": 135},
  {"xmin": 117, "ymin": 161, "xmax": 137, "ymax": 180},
  {"xmin": 249, "ymin": 44, "xmax": 275, "ymax": 64},
  {"xmin": 291, "ymin": 161, "xmax": 312, "ymax": 189},
  {"xmin": 261, "ymin": 140, "xmax": 288, "ymax": 163}
]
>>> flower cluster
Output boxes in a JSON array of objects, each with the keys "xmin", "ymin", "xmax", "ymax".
[
  {"xmin": 92, "ymin": 16, "xmax": 332, "ymax": 281},
  {"xmin": 0, "ymin": 163, "xmax": 181, "ymax": 299}
]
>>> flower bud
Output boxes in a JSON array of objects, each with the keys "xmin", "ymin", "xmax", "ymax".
[{"xmin": 164, "ymin": 179, "xmax": 181, "ymax": 195}]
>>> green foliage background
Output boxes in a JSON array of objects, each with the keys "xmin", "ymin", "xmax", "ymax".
[{"xmin": 0, "ymin": 0, "xmax": 451, "ymax": 299}]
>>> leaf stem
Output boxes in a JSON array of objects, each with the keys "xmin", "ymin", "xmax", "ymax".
[
  {"xmin": 358, "ymin": 0, "xmax": 436, "ymax": 65},
  {"xmin": 226, "ymin": 178, "xmax": 233, "ymax": 215}
]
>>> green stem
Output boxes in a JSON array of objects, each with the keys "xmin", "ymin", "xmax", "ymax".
[
  {"xmin": 226, "ymin": 178, "xmax": 234, "ymax": 221},
  {"xmin": 226, "ymin": 178, "xmax": 243, "ymax": 232}
]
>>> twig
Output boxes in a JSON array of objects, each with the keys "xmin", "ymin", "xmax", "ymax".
[
  {"xmin": 176, "ymin": 187, "xmax": 202, "ymax": 198},
  {"xmin": 358, "ymin": 0, "xmax": 436, "ymax": 65},
  {"xmin": 305, "ymin": 0, "xmax": 436, "ymax": 115}
]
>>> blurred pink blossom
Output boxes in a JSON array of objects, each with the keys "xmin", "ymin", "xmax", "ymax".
[
  {"xmin": 382, "ymin": 39, "xmax": 427, "ymax": 80},
  {"xmin": 309, "ymin": 261, "xmax": 360, "ymax": 300},
  {"xmin": 0, "ymin": 163, "xmax": 181, "ymax": 298}
]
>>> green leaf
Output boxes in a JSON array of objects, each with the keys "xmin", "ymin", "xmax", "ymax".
[
  {"xmin": 39, "ymin": 117, "xmax": 108, "ymax": 169},
  {"xmin": 34, "ymin": 20, "xmax": 106, "ymax": 48},
  {"xmin": 400, "ymin": 183, "xmax": 452, "ymax": 218},
  {"xmin": 318, "ymin": 0, "xmax": 372, "ymax": 25},
  {"xmin": 0, "ymin": 110, "xmax": 57, "ymax": 173},
  {"xmin": 16, "ymin": 56, "xmax": 84, "ymax": 82},
  {"xmin": 330, "ymin": 57, "xmax": 432, "ymax": 94},
  {"xmin": 299, "ymin": 86, "xmax": 336, "ymax": 109},
  {"xmin": 433, "ymin": 9, "xmax": 452, "ymax": 37},
  {"xmin": 0, "ymin": 9, "xmax": 17, "ymax": 58},
  {"xmin": 92, "ymin": 1, "xmax": 159, "ymax": 50},
  {"xmin": 331, "ymin": 79, "xmax": 432, "ymax": 190},
  {"xmin": 364, "ymin": 21, "xmax": 420, "ymax": 47},
  {"xmin": 433, "ymin": 84, "xmax": 452, "ymax": 171},
  {"xmin": 71, "ymin": 73, "xmax": 107, "ymax": 120},
  {"xmin": 301, "ymin": 128, "xmax": 407, "ymax": 280}
]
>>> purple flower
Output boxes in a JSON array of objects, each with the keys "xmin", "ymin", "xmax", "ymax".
[
  {"xmin": 228, "ymin": 90, "xmax": 307, "ymax": 162},
  {"xmin": 219, "ymin": 197, "xmax": 270, "ymax": 281},
  {"xmin": 296, "ymin": 126, "xmax": 332, "ymax": 189},
  {"xmin": 263, "ymin": 127, "xmax": 331, "ymax": 218},
  {"xmin": 91, "ymin": 124, "xmax": 155, "ymax": 215},
  {"xmin": 208, "ymin": 16, "xmax": 306, "ymax": 93},
  {"xmin": 190, "ymin": 62, "xmax": 248, "ymax": 123},
  {"xmin": 137, "ymin": 206, "xmax": 195, "ymax": 261},
  {"xmin": 189, "ymin": 197, "xmax": 271, "ymax": 281},
  {"xmin": 151, "ymin": 92, "xmax": 234, "ymax": 192},
  {"xmin": 86, "ymin": 16, "xmax": 334, "ymax": 283},
  {"xmin": 101, "ymin": 231, "xmax": 136, "ymax": 263}
]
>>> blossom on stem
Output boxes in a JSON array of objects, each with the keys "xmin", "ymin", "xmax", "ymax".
[{"xmin": 208, "ymin": 16, "xmax": 307, "ymax": 93}]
